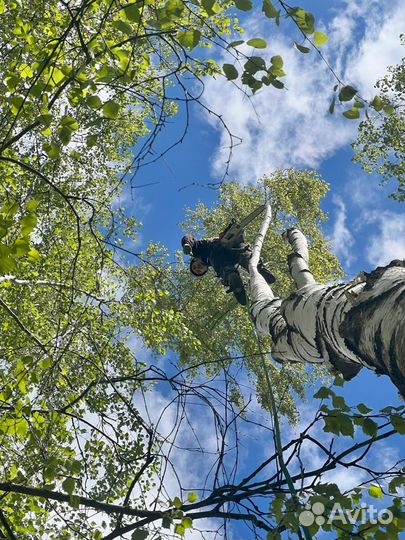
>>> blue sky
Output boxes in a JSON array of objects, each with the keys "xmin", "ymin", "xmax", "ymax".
[{"xmin": 120, "ymin": 0, "xmax": 405, "ymax": 537}]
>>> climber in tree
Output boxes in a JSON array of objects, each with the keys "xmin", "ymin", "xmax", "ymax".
[{"xmin": 181, "ymin": 233, "xmax": 275, "ymax": 306}]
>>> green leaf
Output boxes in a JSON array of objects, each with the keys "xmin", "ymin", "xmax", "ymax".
[
  {"xmin": 201, "ymin": 0, "xmax": 220, "ymax": 16},
  {"xmin": 271, "ymin": 55, "xmax": 283, "ymax": 68},
  {"xmin": 28, "ymin": 248, "xmax": 41, "ymax": 263},
  {"xmin": 244, "ymin": 56, "xmax": 266, "ymax": 74},
  {"xmin": 69, "ymin": 494, "xmax": 81, "ymax": 509},
  {"xmin": 69, "ymin": 460, "xmax": 82, "ymax": 475},
  {"xmin": 87, "ymin": 135, "xmax": 98, "ymax": 148},
  {"xmin": 339, "ymin": 85, "xmax": 357, "ymax": 102},
  {"xmin": 371, "ymin": 95, "xmax": 383, "ymax": 112},
  {"xmin": 357, "ymin": 403, "xmax": 372, "ymax": 414},
  {"xmin": 131, "ymin": 530, "xmax": 149, "ymax": 540},
  {"xmin": 361, "ymin": 418, "xmax": 378, "ymax": 437},
  {"xmin": 49, "ymin": 66, "xmax": 65, "ymax": 86},
  {"xmin": 337, "ymin": 413, "xmax": 354, "ymax": 437},
  {"xmin": 124, "ymin": 5, "xmax": 140, "ymax": 22},
  {"xmin": 15, "ymin": 418, "xmax": 29, "ymax": 438},
  {"xmin": 177, "ymin": 30, "xmax": 201, "ymax": 50},
  {"xmin": 332, "ymin": 395, "xmax": 349, "ymax": 411},
  {"xmin": 314, "ymin": 386, "xmax": 334, "ymax": 399},
  {"xmin": 86, "ymin": 95, "xmax": 102, "ymax": 109},
  {"xmin": 166, "ymin": 0, "xmax": 185, "ymax": 17},
  {"xmin": 343, "ymin": 107, "xmax": 360, "ymax": 119},
  {"xmin": 43, "ymin": 143, "xmax": 61, "ymax": 160},
  {"xmin": 26, "ymin": 200, "xmax": 39, "ymax": 212},
  {"xmin": 21, "ymin": 214, "xmax": 37, "ymax": 236},
  {"xmin": 223, "ymin": 64, "xmax": 238, "ymax": 80},
  {"xmin": 102, "ymin": 101, "xmax": 120, "ymax": 119},
  {"xmin": 383, "ymin": 103, "xmax": 395, "ymax": 115},
  {"xmin": 313, "ymin": 31, "xmax": 328, "ymax": 46},
  {"xmin": 187, "ymin": 492, "xmax": 199, "ymax": 503},
  {"xmin": 112, "ymin": 20, "xmax": 133, "ymax": 35},
  {"xmin": 39, "ymin": 112, "xmax": 53, "ymax": 127},
  {"xmin": 174, "ymin": 524, "xmax": 185, "ymax": 536},
  {"xmin": 389, "ymin": 476, "xmax": 405, "ymax": 494},
  {"xmin": 61, "ymin": 116, "xmax": 79, "ymax": 130},
  {"xmin": 354, "ymin": 99, "xmax": 365, "ymax": 109},
  {"xmin": 58, "ymin": 125, "xmax": 73, "ymax": 145},
  {"xmin": 182, "ymin": 517, "xmax": 192, "ymax": 529},
  {"xmin": 227, "ymin": 40, "xmax": 244, "ymax": 48},
  {"xmin": 234, "ymin": 0, "xmax": 252, "ymax": 11},
  {"xmin": 39, "ymin": 357, "xmax": 52, "ymax": 369},
  {"xmin": 290, "ymin": 8, "xmax": 315, "ymax": 35},
  {"xmin": 390, "ymin": 414, "xmax": 405, "ymax": 434},
  {"xmin": 271, "ymin": 79, "xmax": 284, "ymax": 89},
  {"xmin": 294, "ymin": 42, "xmax": 310, "ymax": 53},
  {"xmin": 247, "ymin": 38, "xmax": 267, "ymax": 49},
  {"xmin": 162, "ymin": 516, "xmax": 172, "ymax": 529},
  {"xmin": 329, "ymin": 97, "xmax": 335, "ymax": 114},
  {"xmin": 262, "ymin": 0, "xmax": 278, "ymax": 18},
  {"xmin": 368, "ymin": 484, "xmax": 383, "ymax": 500},
  {"xmin": 62, "ymin": 478, "xmax": 75, "ymax": 495},
  {"xmin": 173, "ymin": 496, "xmax": 182, "ymax": 509}
]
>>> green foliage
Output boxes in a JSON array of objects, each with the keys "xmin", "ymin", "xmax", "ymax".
[
  {"xmin": 339, "ymin": 85, "xmax": 358, "ymax": 102},
  {"xmin": 354, "ymin": 39, "xmax": 405, "ymax": 201},
  {"xmin": 223, "ymin": 63, "xmax": 239, "ymax": 80},
  {"xmin": 0, "ymin": 0, "xmax": 240, "ymax": 533},
  {"xmin": 247, "ymin": 38, "xmax": 267, "ymax": 49}
]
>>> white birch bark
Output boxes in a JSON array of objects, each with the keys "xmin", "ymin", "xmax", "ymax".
[{"xmin": 249, "ymin": 206, "xmax": 405, "ymax": 398}]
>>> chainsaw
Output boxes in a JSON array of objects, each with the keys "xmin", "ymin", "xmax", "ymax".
[{"xmin": 219, "ymin": 205, "xmax": 265, "ymax": 248}]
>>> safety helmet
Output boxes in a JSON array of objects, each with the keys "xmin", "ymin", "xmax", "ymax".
[
  {"xmin": 182, "ymin": 234, "xmax": 195, "ymax": 255},
  {"xmin": 190, "ymin": 257, "xmax": 208, "ymax": 277}
]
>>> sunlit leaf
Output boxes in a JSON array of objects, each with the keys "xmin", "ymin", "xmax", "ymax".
[
  {"xmin": 247, "ymin": 38, "xmax": 267, "ymax": 49},
  {"xmin": 177, "ymin": 29, "xmax": 201, "ymax": 50},
  {"xmin": 102, "ymin": 101, "xmax": 120, "ymax": 119},
  {"xmin": 313, "ymin": 31, "xmax": 328, "ymax": 46},
  {"xmin": 371, "ymin": 95, "xmax": 383, "ymax": 112},
  {"xmin": 368, "ymin": 484, "xmax": 383, "ymax": 499},
  {"xmin": 343, "ymin": 107, "xmax": 360, "ymax": 119}
]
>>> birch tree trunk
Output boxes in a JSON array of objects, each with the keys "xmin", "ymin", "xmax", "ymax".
[{"xmin": 249, "ymin": 205, "xmax": 405, "ymax": 398}]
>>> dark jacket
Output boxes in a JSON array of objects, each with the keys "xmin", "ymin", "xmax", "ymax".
[{"xmin": 188, "ymin": 237, "xmax": 251, "ymax": 277}]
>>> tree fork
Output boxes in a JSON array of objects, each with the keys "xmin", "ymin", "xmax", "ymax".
[{"xmin": 249, "ymin": 210, "xmax": 405, "ymax": 397}]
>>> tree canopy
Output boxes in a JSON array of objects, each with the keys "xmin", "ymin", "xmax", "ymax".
[{"xmin": 354, "ymin": 37, "xmax": 405, "ymax": 201}]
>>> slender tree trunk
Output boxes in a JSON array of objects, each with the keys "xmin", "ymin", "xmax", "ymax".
[{"xmin": 249, "ymin": 205, "xmax": 405, "ymax": 398}]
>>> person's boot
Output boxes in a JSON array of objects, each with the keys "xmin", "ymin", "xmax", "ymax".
[
  {"xmin": 227, "ymin": 272, "xmax": 247, "ymax": 306},
  {"xmin": 257, "ymin": 263, "xmax": 276, "ymax": 284}
]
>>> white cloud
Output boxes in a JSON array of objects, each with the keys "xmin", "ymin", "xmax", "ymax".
[
  {"xmin": 328, "ymin": 196, "xmax": 355, "ymax": 266},
  {"xmin": 363, "ymin": 211, "xmax": 405, "ymax": 266},
  {"xmin": 201, "ymin": 0, "xmax": 404, "ymax": 181},
  {"xmin": 203, "ymin": 38, "xmax": 353, "ymax": 181},
  {"xmin": 344, "ymin": 172, "xmax": 383, "ymax": 209},
  {"xmin": 345, "ymin": 2, "xmax": 405, "ymax": 98}
]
